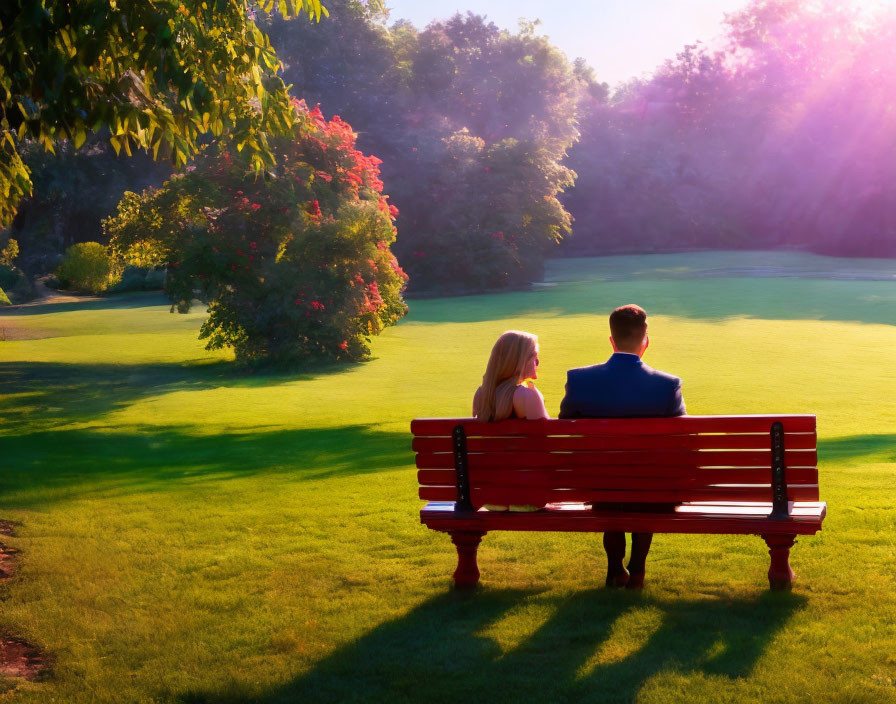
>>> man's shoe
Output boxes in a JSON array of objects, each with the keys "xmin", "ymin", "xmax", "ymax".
[
  {"xmin": 605, "ymin": 568, "xmax": 630, "ymax": 588},
  {"xmin": 625, "ymin": 572, "xmax": 645, "ymax": 590}
]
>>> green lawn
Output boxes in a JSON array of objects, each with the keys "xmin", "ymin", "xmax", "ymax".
[{"xmin": 1, "ymin": 251, "xmax": 895, "ymax": 703}]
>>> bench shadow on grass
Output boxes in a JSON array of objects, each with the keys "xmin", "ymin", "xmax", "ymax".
[
  {"xmin": 176, "ymin": 589, "xmax": 806, "ymax": 704},
  {"xmin": 818, "ymin": 434, "xmax": 896, "ymax": 462}
]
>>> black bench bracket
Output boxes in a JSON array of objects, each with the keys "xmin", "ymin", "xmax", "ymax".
[
  {"xmin": 769, "ymin": 421, "xmax": 789, "ymax": 520},
  {"xmin": 453, "ymin": 425, "xmax": 475, "ymax": 512}
]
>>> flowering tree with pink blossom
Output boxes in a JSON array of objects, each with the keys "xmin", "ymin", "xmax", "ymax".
[{"xmin": 105, "ymin": 100, "xmax": 407, "ymax": 365}]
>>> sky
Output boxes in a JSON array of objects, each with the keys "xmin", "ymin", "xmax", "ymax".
[{"xmin": 384, "ymin": 0, "xmax": 750, "ymax": 86}]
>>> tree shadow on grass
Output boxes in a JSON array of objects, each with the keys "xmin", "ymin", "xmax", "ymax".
[
  {"xmin": 0, "ymin": 423, "xmax": 413, "ymax": 509},
  {"xmin": 0, "ymin": 359, "xmax": 357, "ymax": 433},
  {"xmin": 0, "ymin": 291, "xmax": 172, "ymax": 317},
  {"xmin": 175, "ymin": 589, "xmax": 806, "ymax": 704},
  {"xmin": 404, "ymin": 276, "xmax": 896, "ymax": 326}
]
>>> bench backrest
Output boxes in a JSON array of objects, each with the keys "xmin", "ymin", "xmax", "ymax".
[{"xmin": 412, "ymin": 415, "xmax": 818, "ymax": 510}]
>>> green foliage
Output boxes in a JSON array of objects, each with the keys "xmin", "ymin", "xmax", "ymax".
[
  {"xmin": 268, "ymin": 8, "xmax": 582, "ymax": 294},
  {"xmin": 104, "ymin": 190, "xmax": 174, "ymax": 269},
  {"xmin": 107, "ymin": 101, "xmax": 407, "ymax": 364},
  {"xmin": 0, "ymin": 283, "xmax": 9, "ymax": 305},
  {"xmin": 0, "ymin": 0, "xmax": 331, "ymax": 228},
  {"xmin": 0, "ymin": 236, "xmax": 18, "ymax": 266},
  {"xmin": 56, "ymin": 241, "xmax": 119, "ymax": 294}
]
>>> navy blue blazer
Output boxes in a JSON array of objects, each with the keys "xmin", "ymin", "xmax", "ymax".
[{"xmin": 558, "ymin": 352, "xmax": 686, "ymax": 419}]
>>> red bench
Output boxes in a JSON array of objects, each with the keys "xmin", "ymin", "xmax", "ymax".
[{"xmin": 412, "ymin": 415, "xmax": 825, "ymax": 590}]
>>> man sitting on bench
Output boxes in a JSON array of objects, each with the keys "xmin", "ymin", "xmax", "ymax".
[{"xmin": 559, "ymin": 304, "xmax": 686, "ymax": 590}]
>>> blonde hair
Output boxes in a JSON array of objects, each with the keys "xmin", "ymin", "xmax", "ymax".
[{"xmin": 473, "ymin": 331, "xmax": 538, "ymax": 422}]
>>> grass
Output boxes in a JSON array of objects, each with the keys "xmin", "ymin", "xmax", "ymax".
[{"xmin": 0, "ymin": 251, "xmax": 894, "ymax": 703}]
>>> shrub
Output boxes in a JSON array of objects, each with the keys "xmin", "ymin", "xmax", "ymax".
[
  {"xmin": 105, "ymin": 265, "xmax": 147, "ymax": 294},
  {"xmin": 0, "ymin": 263, "xmax": 19, "ymax": 290},
  {"xmin": 56, "ymin": 242, "xmax": 120, "ymax": 294},
  {"xmin": 0, "ymin": 285, "xmax": 10, "ymax": 306},
  {"xmin": 0, "ymin": 238, "xmax": 18, "ymax": 267},
  {"xmin": 0, "ymin": 264, "xmax": 34, "ymax": 303},
  {"xmin": 8, "ymin": 272, "xmax": 35, "ymax": 302},
  {"xmin": 144, "ymin": 268, "xmax": 166, "ymax": 290},
  {"xmin": 107, "ymin": 101, "xmax": 408, "ymax": 365},
  {"xmin": 104, "ymin": 265, "xmax": 168, "ymax": 294}
]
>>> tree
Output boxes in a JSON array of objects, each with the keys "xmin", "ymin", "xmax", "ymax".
[
  {"xmin": 0, "ymin": 0, "xmax": 331, "ymax": 228},
  {"xmin": 106, "ymin": 100, "xmax": 407, "ymax": 364},
  {"xmin": 562, "ymin": 0, "xmax": 896, "ymax": 258},
  {"xmin": 268, "ymin": 6, "xmax": 582, "ymax": 293}
]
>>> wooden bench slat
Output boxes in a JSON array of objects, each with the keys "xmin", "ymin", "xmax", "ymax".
[
  {"xmin": 412, "ymin": 432, "xmax": 818, "ymax": 453},
  {"xmin": 479, "ymin": 486, "xmax": 820, "ymax": 504},
  {"xmin": 411, "ymin": 415, "xmax": 816, "ymax": 437},
  {"xmin": 419, "ymin": 484, "xmax": 820, "ymax": 504},
  {"xmin": 419, "ymin": 501, "xmax": 826, "ymax": 535},
  {"xmin": 419, "ymin": 486, "xmax": 461, "ymax": 501},
  {"xmin": 417, "ymin": 466, "xmax": 819, "ymax": 488},
  {"xmin": 421, "ymin": 500, "xmax": 828, "ymax": 520},
  {"xmin": 470, "ymin": 486, "xmax": 820, "ymax": 504},
  {"xmin": 415, "ymin": 448, "xmax": 817, "ymax": 470}
]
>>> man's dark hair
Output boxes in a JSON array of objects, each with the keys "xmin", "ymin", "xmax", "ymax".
[{"xmin": 609, "ymin": 304, "xmax": 647, "ymax": 348}]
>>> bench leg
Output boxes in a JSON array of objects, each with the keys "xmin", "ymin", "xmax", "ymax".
[
  {"xmin": 450, "ymin": 531, "xmax": 485, "ymax": 589},
  {"xmin": 762, "ymin": 534, "xmax": 796, "ymax": 590}
]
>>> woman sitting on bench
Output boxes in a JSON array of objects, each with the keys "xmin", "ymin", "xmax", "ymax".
[{"xmin": 472, "ymin": 330, "xmax": 549, "ymax": 512}]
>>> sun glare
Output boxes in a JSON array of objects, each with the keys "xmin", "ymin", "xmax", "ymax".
[{"xmin": 855, "ymin": 0, "xmax": 896, "ymax": 11}]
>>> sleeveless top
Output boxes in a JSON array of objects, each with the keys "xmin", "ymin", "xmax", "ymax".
[{"xmin": 475, "ymin": 383, "xmax": 531, "ymax": 421}]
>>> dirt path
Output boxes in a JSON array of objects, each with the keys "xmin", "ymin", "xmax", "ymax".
[
  {"xmin": 8, "ymin": 276, "xmax": 103, "ymax": 308},
  {"xmin": 0, "ymin": 521, "xmax": 51, "ymax": 682}
]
